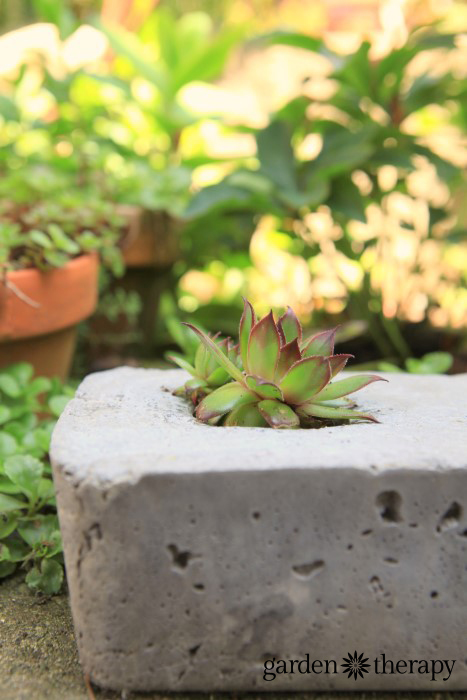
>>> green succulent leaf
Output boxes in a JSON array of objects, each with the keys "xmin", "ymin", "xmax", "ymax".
[
  {"xmin": 302, "ymin": 327, "xmax": 338, "ymax": 358},
  {"xmin": 275, "ymin": 338, "xmax": 302, "ymax": 382},
  {"xmin": 313, "ymin": 374, "xmax": 387, "ymax": 402},
  {"xmin": 277, "ymin": 307, "xmax": 302, "ymax": 345},
  {"xmin": 223, "ymin": 404, "xmax": 268, "ymax": 427},
  {"xmin": 298, "ymin": 403, "xmax": 379, "ymax": 423},
  {"xmin": 239, "ymin": 297, "xmax": 256, "ymax": 371},
  {"xmin": 280, "ymin": 356, "xmax": 331, "ymax": 404},
  {"xmin": 0, "ymin": 561, "xmax": 16, "ymax": 578},
  {"xmin": 257, "ymin": 399, "xmax": 300, "ymax": 429},
  {"xmin": 247, "ymin": 311, "xmax": 281, "ymax": 381},
  {"xmin": 245, "ymin": 375, "xmax": 283, "ymax": 400},
  {"xmin": 206, "ymin": 366, "xmax": 230, "ymax": 386},
  {"xmin": 328, "ymin": 354, "xmax": 354, "ymax": 377},
  {"xmin": 196, "ymin": 382, "xmax": 256, "ymax": 422},
  {"xmin": 167, "ymin": 354, "xmax": 197, "ymax": 375},
  {"xmin": 182, "ymin": 323, "xmax": 244, "ymax": 383}
]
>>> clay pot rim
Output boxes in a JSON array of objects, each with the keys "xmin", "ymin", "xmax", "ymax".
[{"xmin": 0, "ymin": 253, "xmax": 99, "ymax": 342}]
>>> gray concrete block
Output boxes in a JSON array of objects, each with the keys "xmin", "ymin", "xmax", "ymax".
[{"xmin": 50, "ymin": 368, "xmax": 467, "ymax": 692}]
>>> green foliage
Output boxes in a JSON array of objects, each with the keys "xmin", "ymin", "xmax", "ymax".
[
  {"xmin": 378, "ymin": 351, "xmax": 454, "ymax": 374},
  {"xmin": 171, "ymin": 299, "xmax": 386, "ymax": 428},
  {"xmin": 0, "ymin": 363, "xmax": 74, "ymax": 594},
  {"xmin": 0, "ymin": 177, "xmax": 125, "ymax": 275}
]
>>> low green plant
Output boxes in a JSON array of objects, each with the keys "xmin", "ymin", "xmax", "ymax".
[
  {"xmin": 378, "ymin": 351, "xmax": 453, "ymax": 375},
  {"xmin": 0, "ymin": 363, "xmax": 74, "ymax": 594},
  {"xmin": 0, "ymin": 177, "xmax": 125, "ymax": 276},
  {"xmin": 173, "ymin": 299, "xmax": 386, "ymax": 428}
]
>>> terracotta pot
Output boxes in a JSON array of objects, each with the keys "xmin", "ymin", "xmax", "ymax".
[
  {"xmin": 87, "ymin": 206, "xmax": 179, "ymax": 365},
  {"xmin": 0, "ymin": 254, "xmax": 99, "ymax": 380},
  {"xmin": 118, "ymin": 205, "xmax": 179, "ymax": 268}
]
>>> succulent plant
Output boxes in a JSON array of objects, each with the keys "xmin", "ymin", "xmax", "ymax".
[
  {"xmin": 181, "ymin": 299, "xmax": 386, "ymax": 428},
  {"xmin": 168, "ymin": 334, "xmax": 241, "ymax": 404}
]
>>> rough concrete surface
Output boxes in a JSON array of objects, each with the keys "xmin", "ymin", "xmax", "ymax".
[{"xmin": 50, "ymin": 369, "xmax": 467, "ymax": 693}]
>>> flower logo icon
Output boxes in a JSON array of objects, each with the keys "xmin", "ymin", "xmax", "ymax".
[{"xmin": 341, "ymin": 651, "xmax": 371, "ymax": 680}]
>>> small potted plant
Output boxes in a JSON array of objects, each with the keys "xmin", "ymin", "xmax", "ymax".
[{"xmin": 0, "ymin": 170, "xmax": 125, "ymax": 379}]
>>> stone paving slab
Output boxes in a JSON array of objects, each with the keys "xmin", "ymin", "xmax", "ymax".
[{"xmin": 50, "ymin": 369, "xmax": 467, "ymax": 693}]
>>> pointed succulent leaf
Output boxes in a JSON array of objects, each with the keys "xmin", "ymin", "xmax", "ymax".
[
  {"xmin": 185, "ymin": 377, "xmax": 207, "ymax": 391},
  {"xmin": 206, "ymin": 366, "xmax": 230, "ymax": 387},
  {"xmin": 313, "ymin": 375, "xmax": 387, "ymax": 402},
  {"xmin": 182, "ymin": 323, "xmax": 244, "ymax": 383},
  {"xmin": 223, "ymin": 404, "xmax": 268, "ymax": 427},
  {"xmin": 275, "ymin": 338, "xmax": 302, "ymax": 382},
  {"xmin": 298, "ymin": 402, "xmax": 379, "ymax": 423},
  {"xmin": 167, "ymin": 355, "xmax": 196, "ymax": 376},
  {"xmin": 279, "ymin": 356, "xmax": 331, "ymax": 404},
  {"xmin": 245, "ymin": 375, "xmax": 283, "ymax": 400},
  {"xmin": 247, "ymin": 311, "xmax": 281, "ymax": 381},
  {"xmin": 194, "ymin": 342, "xmax": 208, "ymax": 376},
  {"xmin": 329, "ymin": 353, "xmax": 354, "ymax": 377},
  {"xmin": 239, "ymin": 298, "xmax": 256, "ymax": 371},
  {"xmin": 277, "ymin": 307, "xmax": 302, "ymax": 345},
  {"xmin": 301, "ymin": 327, "xmax": 338, "ymax": 358},
  {"xmin": 196, "ymin": 382, "xmax": 257, "ymax": 422},
  {"xmin": 258, "ymin": 399, "xmax": 300, "ymax": 429}
]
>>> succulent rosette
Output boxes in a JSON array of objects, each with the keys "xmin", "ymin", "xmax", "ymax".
[
  {"xmin": 168, "ymin": 333, "xmax": 241, "ymax": 403},
  {"xmin": 180, "ymin": 299, "xmax": 386, "ymax": 428}
]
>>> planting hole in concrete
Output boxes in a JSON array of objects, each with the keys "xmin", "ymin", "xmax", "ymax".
[
  {"xmin": 376, "ymin": 490, "xmax": 403, "ymax": 523},
  {"xmin": 292, "ymin": 560, "xmax": 325, "ymax": 579},
  {"xmin": 436, "ymin": 501, "xmax": 463, "ymax": 533}
]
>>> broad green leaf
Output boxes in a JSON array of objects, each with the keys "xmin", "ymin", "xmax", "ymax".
[
  {"xmin": 48, "ymin": 395, "xmax": 71, "ymax": 417},
  {"xmin": 327, "ymin": 177, "xmax": 366, "ymax": 222},
  {"xmin": 172, "ymin": 27, "xmax": 241, "ymax": 90},
  {"xmin": 275, "ymin": 338, "xmax": 302, "ymax": 383},
  {"xmin": 0, "ymin": 374, "xmax": 21, "ymax": 398},
  {"xmin": 262, "ymin": 30, "xmax": 322, "ymax": 53},
  {"xmin": 313, "ymin": 374, "xmax": 386, "ymax": 401},
  {"xmin": 223, "ymin": 404, "xmax": 267, "ymax": 427},
  {"xmin": 0, "ymin": 432, "xmax": 18, "ymax": 457},
  {"xmin": 247, "ymin": 312, "xmax": 281, "ymax": 381},
  {"xmin": 335, "ymin": 41, "xmax": 372, "ymax": 99},
  {"xmin": 0, "ymin": 513, "xmax": 18, "ymax": 539},
  {"xmin": 0, "ymin": 477, "xmax": 23, "ymax": 494},
  {"xmin": 245, "ymin": 375, "xmax": 283, "ymax": 401},
  {"xmin": 257, "ymin": 399, "xmax": 300, "ymax": 429},
  {"xmin": 182, "ymin": 324, "xmax": 244, "ymax": 383},
  {"xmin": 183, "ymin": 183, "xmax": 254, "ymax": 218},
  {"xmin": 256, "ymin": 121, "xmax": 297, "ymax": 192},
  {"xmin": 0, "ymin": 406, "xmax": 11, "ymax": 425},
  {"xmin": 26, "ymin": 376, "xmax": 51, "ymax": 396},
  {"xmin": 280, "ymin": 356, "xmax": 331, "ymax": 404},
  {"xmin": 6, "ymin": 363, "xmax": 33, "ymax": 387},
  {"xmin": 4, "ymin": 455, "xmax": 43, "ymax": 500},
  {"xmin": 196, "ymin": 382, "xmax": 256, "ymax": 422},
  {"xmin": 29, "ymin": 230, "xmax": 53, "ymax": 249},
  {"xmin": 299, "ymin": 403, "xmax": 379, "ymax": 423},
  {"xmin": 0, "ymin": 493, "xmax": 27, "ymax": 512},
  {"xmin": 96, "ymin": 20, "xmax": 167, "ymax": 93},
  {"xmin": 405, "ymin": 352, "xmax": 453, "ymax": 375},
  {"xmin": 304, "ymin": 129, "xmax": 374, "ymax": 181},
  {"xmin": 239, "ymin": 298, "xmax": 256, "ymax": 371},
  {"xmin": 0, "ymin": 561, "xmax": 16, "ymax": 578},
  {"xmin": 18, "ymin": 514, "xmax": 59, "ymax": 548},
  {"xmin": 25, "ymin": 559, "xmax": 64, "ymax": 595},
  {"xmin": 302, "ymin": 327, "xmax": 338, "ymax": 357}
]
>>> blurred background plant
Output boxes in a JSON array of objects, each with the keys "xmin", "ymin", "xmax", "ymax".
[{"xmin": 1, "ymin": 0, "xmax": 466, "ymax": 375}]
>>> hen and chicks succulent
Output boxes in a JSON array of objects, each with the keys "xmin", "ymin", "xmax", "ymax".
[{"xmin": 169, "ymin": 299, "xmax": 386, "ymax": 428}]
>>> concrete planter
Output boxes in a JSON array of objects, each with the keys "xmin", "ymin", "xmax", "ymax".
[{"xmin": 51, "ymin": 368, "xmax": 467, "ymax": 693}]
